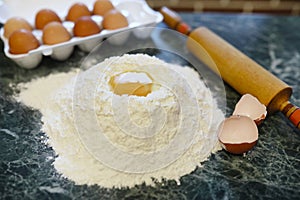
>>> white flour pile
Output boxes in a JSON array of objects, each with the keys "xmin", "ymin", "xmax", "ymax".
[{"xmin": 17, "ymin": 54, "xmax": 224, "ymax": 188}]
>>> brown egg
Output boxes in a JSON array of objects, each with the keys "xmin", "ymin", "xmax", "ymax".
[
  {"xmin": 9, "ymin": 29, "xmax": 40, "ymax": 54},
  {"xmin": 218, "ymin": 115, "xmax": 258, "ymax": 155},
  {"xmin": 35, "ymin": 9, "xmax": 62, "ymax": 30},
  {"xmin": 42, "ymin": 22, "xmax": 71, "ymax": 45},
  {"xmin": 66, "ymin": 3, "xmax": 91, "ymax": 22},
  {"xmin": 73, "ymin": 16, "xmax": 101, "ymax": 37},
  {"xmin": 93, "ymin": 0, "xmax": 114, "ymax": 16},
  {"xmin": 102, "ymin": 9, "xmax": 128, "ymax": 30},
  {"xmin": 4, "ymin": 17, "xmax": 33, "ymax": 38}
]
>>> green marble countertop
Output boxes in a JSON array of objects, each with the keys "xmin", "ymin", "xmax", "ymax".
[{"xmin": 1, "ymin": 12, "xmax": 300, "ymax": 199}]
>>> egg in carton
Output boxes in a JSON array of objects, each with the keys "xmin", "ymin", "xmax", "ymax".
[{"xmin": 0, "ymin": 0, "xmax": 163, "ymax": 69}]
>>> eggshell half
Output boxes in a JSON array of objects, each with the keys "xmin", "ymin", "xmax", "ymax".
[
  {"xmin": 233, "ymin": 94, "xmax": 267, "ymax": 125},
  {"xmin": 218, "ymin": 115, "xmax": 258, "ymax": 154}
]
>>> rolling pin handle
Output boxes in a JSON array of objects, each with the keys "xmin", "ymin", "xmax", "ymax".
[
  {"xmin": 177, "ymin": 22, "xmax": 192, "ymax": 35},
  {"xmin": 282, "ymin": 102, "xmax": 300, "ymax": 128},
  {"xmin": 160, "ymin": 7, "xmax": 192, "ymax": 35}
]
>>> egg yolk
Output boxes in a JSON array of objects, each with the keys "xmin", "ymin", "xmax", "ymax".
[{"xmin": 109, "ymin": 72, "xmax": 153, "ymax": 96}]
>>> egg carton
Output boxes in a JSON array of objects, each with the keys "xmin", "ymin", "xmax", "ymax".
[{"xmin": 0, "ymin": 0, "xmax": 163, "ymax": 69}]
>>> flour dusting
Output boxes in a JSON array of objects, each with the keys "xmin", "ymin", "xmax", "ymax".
[{"xmin": 17, "ymin": 54, "xmax": 224, "ymax": 188}]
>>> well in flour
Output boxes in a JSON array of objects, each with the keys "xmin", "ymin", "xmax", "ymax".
[{"xmin": 17, "ymin": 54, "xmax": 224, "ymax": 188}]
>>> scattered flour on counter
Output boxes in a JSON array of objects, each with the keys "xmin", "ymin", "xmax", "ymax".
[{"xmin": 16, "ymin": 54, "xmax": 224, "ymax": 188}]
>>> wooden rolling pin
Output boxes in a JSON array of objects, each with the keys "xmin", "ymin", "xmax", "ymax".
[{"xmin": 160, "ymin": 7, "xmax": 300, "ymax": 129}]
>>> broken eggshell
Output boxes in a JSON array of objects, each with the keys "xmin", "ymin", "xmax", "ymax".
[
  {"xmin": 218, "ymin": 115, "xmax": 259, "ymax": 154},
  {"xmin": 233, "ymin": 93, "xmax": 267, "ymax": 125}
]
